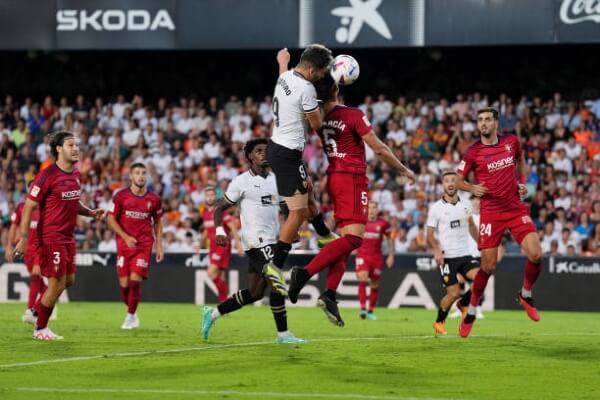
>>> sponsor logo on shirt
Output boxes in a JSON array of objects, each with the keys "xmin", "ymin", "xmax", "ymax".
[
  {"xmin": 31, "ymin": 185, "xmax": 41, "ymax": 198},
  {"xmin": 363, "ymin": 232, "xmax": 381, "ymax": 239},
  {"xmin": 261, "ymin": 195, "xmax": 273, "ymax": 205},
  {"xmin": 125, "ymin": 210, "xmax": 150, "ymax": 219},
  {"xmin": 61, "ymin": 189, "xmax": 82, "ymax": 200},
  {"xmin": 486, "ymin": 156, "xmax": 514, "ymax": 173},
  {"xmin": 450, "ymin": 220, "xmax": 461, "ymax": 228}
]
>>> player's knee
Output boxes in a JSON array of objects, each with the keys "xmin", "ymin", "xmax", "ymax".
[
  {"xmin": 528, "ymin": 250, "xmax": 542, "ymax": 264},
  {"xmin": 65, "ymin": 275, "xmax": 75, "ymax": 288},
  {"xmin": 344, "ymin": 234, "xmax": 363, "ymax": 250},
  {"xmin": 447, "ymin": 285, "xmax": 461, "ymax": 299},
  {"xmin": 357, "ymin": 272, "xmax": 369, "ymax": 282},
  {"xmin": 370, "ymin": 280, "xmax": 380, "ymax": 289}
]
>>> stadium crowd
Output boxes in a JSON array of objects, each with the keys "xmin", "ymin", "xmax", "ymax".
[{"xmin": 1, "ymin": 92, "xmax": 599, "ymax": 256}]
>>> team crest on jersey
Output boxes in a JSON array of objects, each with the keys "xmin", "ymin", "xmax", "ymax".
[
  {"xmin": 31, "ymin": 185, "xmax": 41, "ymax": 197},
  {"xmin": 522, "ymin": 215, "xmax": 533, "ymax": 224},
  {"xmin": 147, "ymin": 202, "xmax": 152, "ymax": 210},
  {"xmin": 76, "ymin": 178, "xmax": 80, "ymax": 185},
  {"xmin": 505, "ymin": 144, "xmax": 512, "ymax": 153}
]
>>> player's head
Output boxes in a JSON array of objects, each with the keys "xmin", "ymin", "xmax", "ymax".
[
  {"xmin": 476, "ymin": 107, "xmax": 499, "ymax": 139},
  {"xmin": 244, "ymin": 138, "xmax": 269, "ymax": 169},
  {"xmin": 314, "ymin": 74, "xmax": 338, "ymax": 103},
  {"xmin": 205, "ymin": 186, "xmax": 217, "ymax": 206},
  {"xmin": 441, "ymin": 170, "xmax": 457, "ymax": 197},
  {"xmin": 298, "ymin": 44, "xmax": 333, "ymax": 82},
  {"xmin": 49, "ymin": 130, "xmax": 78, "ymax": 163},
  {"xmin": 368, "ymin": 200, "xmax": 378, "ymax": 221},
  {"xmin": 129, "ymin": 163, "xmax": 147, "ymax": 189}
]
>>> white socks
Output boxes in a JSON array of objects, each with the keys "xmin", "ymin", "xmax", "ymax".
[{"xmin": 211, "ymin": 309, "xmax": 222, "ymax": 320}]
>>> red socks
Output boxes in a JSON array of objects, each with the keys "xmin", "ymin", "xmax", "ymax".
[
  {"xmin": 120, "ymin": 286, "xmax": 130, "ymax": 306},
  {"xmin": 326, "ymin": 257, "xmax": 347, "ymax": 292},
  {"xmin": 213, "ymin": 276, "xmax": 228, "ymax": 303},
  {"xmin": 127, "ymin": 281, "xmax": 141, "ymax": 314},
  {"xmin": 28, "ymin": 275, "xmax": 43, "ymax": 309},
  {"xmin": 368, "ymin": 287, "xmax": 379, "ymax": 312},
  {"xmin": 35, "ymin": 300, "xmax": 53, "ymax": 330},
  {"xmin": 470, "ymin": 269, "xmax": 490, "ymax": 307},
  {"xmin": 358, "ymin": 281, "xmax": 367, "ymax": 309},
  {"xmin": 306, "ymin": 235, "xmax": 363, "ymax": 276},
  {"xmin": 523, "ymin": 260, "xmax": 541, "ymax": 291}
]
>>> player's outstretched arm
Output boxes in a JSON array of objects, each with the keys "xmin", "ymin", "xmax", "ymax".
[
  {"xmin": 426, "ymin": 226, "xmax": 444, "ymax": 267},
  {"xmin": 107, "ymin": 214, "xmax": 137, "ymax": 248},
  {"xmin": 277, "ymin": 48, "xmax": 290, "ymax": 76},
  {"xmin": 363, "ymin": 131, "xmax": 416, "ymax": 183},
  {"xmin": 154, "ymin": 217, "xmax": 164, "ymax": 263},
  {"xmin": 78, "ymin": 201, "xmax": 107, "ymax": 220},
  {"xmin": 213, "ymin": 198, "xmax": 234, "ymax": 246},
  {"xmin": 14, "ymin": 199, "xmax": 37, "ymax": 258}
]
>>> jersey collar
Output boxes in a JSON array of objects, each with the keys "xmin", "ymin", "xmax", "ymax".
[{"xmin": 441, "ymin": 195, "xmax": 459, "ymax": 205}]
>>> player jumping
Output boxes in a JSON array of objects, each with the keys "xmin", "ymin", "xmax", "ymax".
[
  {"xmin": 287, "ymin": 74, "xmax": 416, "ymax": 326},
  {"xmin": 356, "ymin": 201, "xmax": 394, "ymax": 321},
  {"xmin": 426, "ymin": 171, "xmax": 480, "ymax": 335},
  {"xmin": 107, "ymin": 163, "xmax": 164, "ymax": 330},
  {"xmin": 14, "ymin": 131, "xmax": 105, "ymax": 340},
  {"xmin": 457, "ymin": 108, "xmax": 543, "ymax": 338},
  {"xmin": 201, "ymin": 139, "xmax": 305, "ymax": 344}
]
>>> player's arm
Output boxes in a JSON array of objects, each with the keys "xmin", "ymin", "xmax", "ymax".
[
  {"xmin": 277, "ymin": 48, "xmax": 290, "ymax": 76},
  {"xmin": 78, "ymin": 201, "xmax": 107, "ymax": 220},
  {"xmin": 213, "ymin": 198, "xmax": 235, "ymax": 246},
  {"xmin": 516, "ymin": 153, "xmax": 528, "ymax": 198},
  {"xmin": 154, "ymin": 217, "xmax": 164, "ymax": 263},
  {"xmin": 4, "ymin": 221, "xmax": 18, "ymax": 262},
  {"xmin": 426, "ymin": 227, "xmax": 444, "ymax": 267},
  {"xmin": 107, "ymin": 214, "xmax": 137, "ymax": 248},
  {"xmin": 468, "ymin": 216, "xmax": 479, "ymax": 243},
  {"xmin": 13, "ymin": 199, "xmax": 38, "ymax": 258},
  {"xmin": 227, "ymin": 217, "xmax": 244, "ymax": 256},
  {"xmin": 306, "ymin": 108, "xmax": 323, "ymax": 131},
  {"xmin": 363, "ymin": 131, "xmax": 416, "ymax": 183},
  {"xmin": 455, "ymin": 174, "xmax": 487, "ymax": 198},
  {"xmin": 386, "ymin": 235, "xmax": 395, "ymax": 268}
]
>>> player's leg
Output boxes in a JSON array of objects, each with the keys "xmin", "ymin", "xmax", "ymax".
[
  {"xmin": 517, "ymin": 232, "xmax": 543, "ymax": 321},
  {"xmin": 356, "ymin": 263, "xmax": 369, "ymax": 319},
  {"xmin": 208, "ymin": 259, "xmax": 228, "ymax": 303},
  {"xmin": 460, "ymin": 249, "xmax": 497, "ymax": 337},
  {"xmin": 434, "ymin": 283, "xmax": 460, "ymax": 335},
  {"xmin": 116, "ymin": 254, "xmax": 130, "ymax": 306},
  {"xmin": 23, "ymin": 259, "xmax": 44, "ymax": 324},
  {"xmin": 366, "ymin": 270, "xmax": 381, "ymax": 321}
]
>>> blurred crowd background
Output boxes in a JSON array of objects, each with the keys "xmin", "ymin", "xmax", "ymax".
[{"xmin": 1, "ymin": 89, "xmax": 599, "ymax": 256}]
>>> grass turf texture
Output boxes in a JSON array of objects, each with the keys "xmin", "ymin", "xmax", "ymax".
[{"xmin": 0, "ymin": 303, "xmax": 599, "ymax": 400}]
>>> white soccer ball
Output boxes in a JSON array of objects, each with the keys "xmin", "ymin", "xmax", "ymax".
[{"xmin": 330, "ymin": 54, "xmax": 360, "ymax": 86}]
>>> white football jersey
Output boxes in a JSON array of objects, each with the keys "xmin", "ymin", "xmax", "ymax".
[
  {"xmin": 468, "ymin": 213, "xmax": 481, "ymax": 257},
  {"xmin": 270, "ymin": 70, "xmax": 319, "ymax": 151},
  {"xmin": 426, "ymin": 196, "xmax": 473, "ymax": 259},
  {"xmin": 224, "ymin": 170, "xmax": 282, "ymax": 251}
]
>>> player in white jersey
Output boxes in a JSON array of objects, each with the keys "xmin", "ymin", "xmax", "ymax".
[
  {"xmin": 263, "ymin": 45, "xmax": 335, "ymax": 295},
  {"xmin": 201, "ymin": 139, "xmax": 305, "ymax": 344},
  {"xmin": 427, "ymin": 171, "xmax": 480, "ymax": 335}
]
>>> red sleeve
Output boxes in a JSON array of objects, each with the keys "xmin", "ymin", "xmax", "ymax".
[
  {"xmin": 383, "ymin": 221, "xmax": 392, "ymax": 237},
  {"xmin": 353, "ymin": 109, "xmax": 372, "ymax": 137},
  {"xmin": 513, "ymin": 135, "xmax": 523, "ymax": 159},
  {"xmin": 457, "ymin": 147, "xmax": 474, "ymax": 177},
  {"xmin": 27, "ymin": 170, "xmax": 51, "ymax": 203},
  {"xmin": 10, "ymin": 204, "xmax": 23, "ymax": 226},
  {"xmin": 153, "ymin": 196, "xmax": 164, "ymax": 219},
  {"xmin": 110, "ymin": 190, "xmax": 123, "ymax": 217}
]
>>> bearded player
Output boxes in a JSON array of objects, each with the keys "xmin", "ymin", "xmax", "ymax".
[
  {"xmin": 14, "ymin": 131, "xmax": 105, "ymax": 340},
  {"xmin": 356, "ymin": 201, "xmax": 394, "ymax": 321},
  {"xmin": 287, "ymin": 74, "xmax": 415, "ymax": 326},
  {"xmin": 107, "ymin": 163, "xmax": 164, "ymax": 330},
  {"xmin": 457, "ymin": 108, "xmax": 542, "ymax": 338}
]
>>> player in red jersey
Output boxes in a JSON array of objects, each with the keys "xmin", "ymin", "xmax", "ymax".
[
  {"xmin": 4, "ymin": 201, "xmax": 43, "ymax": 324},
  {"xmin": 456, "ymin": 108, "xmax": 543, "ymax": 338},
  {"xmin": 356, "ymin": 201, "xmax": 394, "ymax": 320},
  {"xmin": 107, "ymin": 163, "xmax": 164, "ymax": 330},
  {"xmin": 200, "ymin": 186, "xmax": 241, "ymax": 303},
  {"xmin": 14, "ymin": 131, "xmax": 105, "ymax": 340},
  {"xmin": 287, "ymin": 74, "xmax": 415, "ymax": 326}
]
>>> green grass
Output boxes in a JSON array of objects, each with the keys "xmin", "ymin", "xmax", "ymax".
[{"xmin": 0, "ymin": 302, "xmax": 599, "ymax": 400}]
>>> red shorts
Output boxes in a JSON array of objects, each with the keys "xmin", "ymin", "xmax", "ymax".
[
  {"xmin": 479, "ymin": 207, "xmax": 536, "ymax": 250},
  {"xmin": 117, "ymin": 247, "xmax": 152, "ymax": 279},
  {"xmin": 24, "ymin": 246, "xmax": 40, "ymax": 273},
  {"xmin": 355, "ymin": 254, "xmax": 383, "ymax": 280},
  {"xmin": 328, "ymin": 173, "xmax": 368, "ymax": 227},
  {"xmin": 210, "ymin": 245, "xmax": 231, "ymax": 270},
  {"xmin": 40, "ymin": 242, "xmax": 76, "ymax": 278}
]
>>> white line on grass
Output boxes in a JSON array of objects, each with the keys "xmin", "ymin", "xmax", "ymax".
[
  {"xmin": 1, "ymin": 332, "xmax": 597, "ymax": 369},
  {"xmin": 15, "ymin": 387, "xmax": 456, "ymax": 400}
]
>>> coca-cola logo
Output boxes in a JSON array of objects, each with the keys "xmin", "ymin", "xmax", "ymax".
[{"xmin": 560, "ymin": 0, "xmax": 600, "ymax": 24}]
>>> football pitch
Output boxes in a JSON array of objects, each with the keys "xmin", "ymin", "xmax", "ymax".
[{"xmin": 0, "ymin": 303, "xmax": 598, "ymax": 400}]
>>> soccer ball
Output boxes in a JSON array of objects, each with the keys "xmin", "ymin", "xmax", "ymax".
[{"xmin": 330, "ymin": 54, "xmax": 360, "ymax": 86}]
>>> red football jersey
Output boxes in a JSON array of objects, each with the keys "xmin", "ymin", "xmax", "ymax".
[
  {"xmin": 357, "ymin": 219, "xmax": 391, "ymax": 258},
  {"xmin": 457, "ymin": 134, "xmax": 526, "ymax": 214},
  {"xmin": 317, "ymin": 105, "xmax": 372, "ymax": 175},
  {"xmin": 27, "ymin": 164, "xmax": 81, "ymax": 245},
  {"xmin": 202, "ymin": 206, "xmax": 232, "ymax": 248},
  {"xmin": 11, "ymin": 202, "xmax": 40, "ymax": 250},
  {"xmin": 110, "ymin": 188, "xmax": 163, "ymax": 249}
]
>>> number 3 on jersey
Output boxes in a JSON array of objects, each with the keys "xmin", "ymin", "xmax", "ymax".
[{"xmin": 480, "ymin": 223, "xmax": 492, "ymax": 237}]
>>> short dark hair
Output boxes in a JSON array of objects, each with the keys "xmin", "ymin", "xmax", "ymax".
[
  {"xmin": 299, "ymin": 44, "xmax": 333, "ymax": 70},
  {"xmin": 130, "ymin": 162, "xmax": 147, "ymax": 171},
  {"xmin": 243, "ymin": 138, "xmax": 268, "ymax": 161},
  {"xmin": 477, "ymin": 107, "xmax": 499, "ymax": 120},
  {"xmin": 205, "ymin": 185, "xmax": 216, "ymax": 194},
  {"xmin": 314, "ymin": 74, "xmax": 337, "ymax": 102},
  {"xmin": 49, "ymin": 130, "xmax": 75, "ymax": 159},
  {"xmin": 442, "ymin": 170, "xmax": 457, "ymax": 178}
]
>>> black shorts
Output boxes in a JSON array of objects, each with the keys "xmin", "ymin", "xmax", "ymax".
[
  {"xmin": 267, "ymin": 139, "xmax": 308, "ymax": 197},
  {"xmin": 245, "ymin": 244, "xmax": 276, "ymax": 274},
  {"xmin": 439, "ymin": 256, "xmax": 480, "ymax": 287}
]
